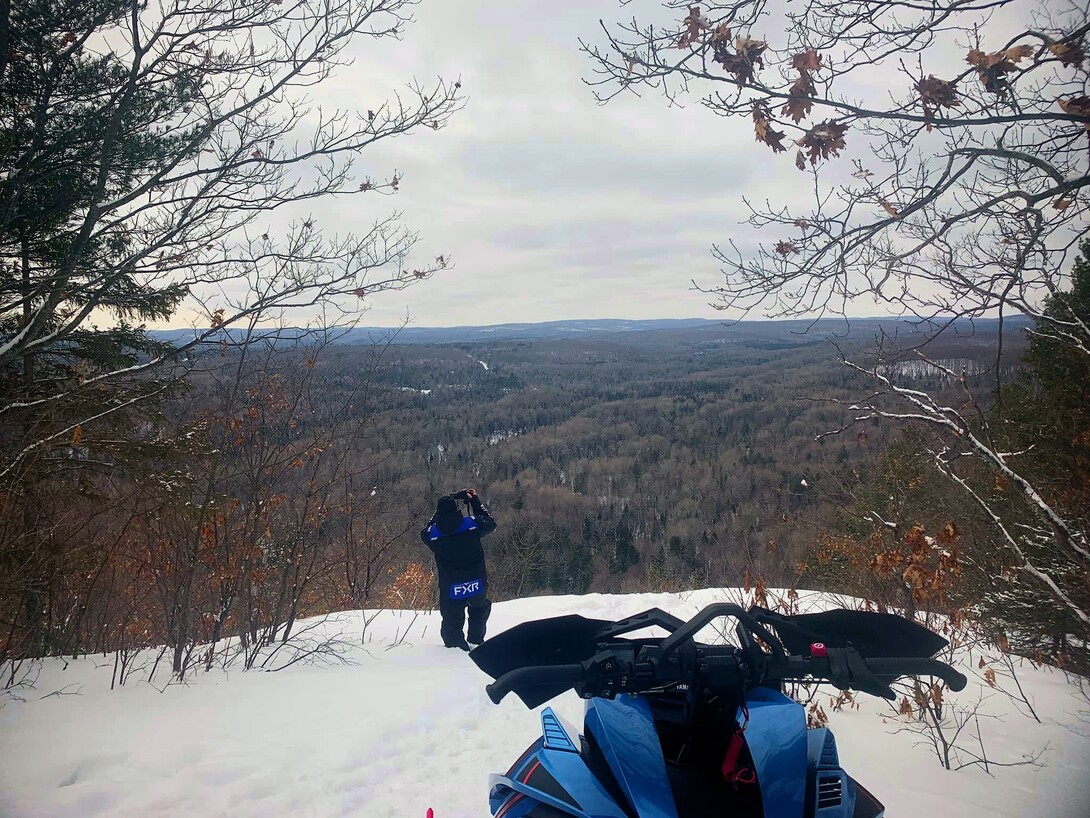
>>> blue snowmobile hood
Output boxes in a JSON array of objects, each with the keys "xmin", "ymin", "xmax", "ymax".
[
  {"xmin": 744, "ymin": 686, "xmax": 807, "ymax": 818},
  {"xmin": 488, "ymin": 695, "xmax": 877, "ymax": 818}
]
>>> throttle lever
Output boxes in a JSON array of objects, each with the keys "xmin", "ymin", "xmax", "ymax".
[
  {"xmin": 807, "ymin": 646, "xmax": 895, "ymax": 700},
  {"xmin": 842, "ymin": 647, "xmax": 896, "ymax": 700}
]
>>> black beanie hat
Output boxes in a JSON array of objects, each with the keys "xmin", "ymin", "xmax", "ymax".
[{"xmin": 436, "ymin": 495, "xmax": 459, "ymax": 514}]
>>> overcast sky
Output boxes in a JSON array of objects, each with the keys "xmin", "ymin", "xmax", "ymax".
[
  {"xmin": 275, "ymin": 0, "xmax": 790, "ymax": 327},
  {"xmin": 157, "ymin": 0, "xmax": 1066, "ymax": 330}
]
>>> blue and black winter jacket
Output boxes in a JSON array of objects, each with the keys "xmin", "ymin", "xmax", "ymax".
[{"xmin": 420, "ymin": 497, "xmax": 497, "ymax": 599}]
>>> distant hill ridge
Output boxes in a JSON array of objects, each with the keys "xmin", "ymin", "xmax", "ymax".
[{"xmin": 151, "ymin": 315, "xmax": 1032, "ymax": 346}]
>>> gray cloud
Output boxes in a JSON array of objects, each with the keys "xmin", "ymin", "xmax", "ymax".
[
  {"xmin": 452, "ymin": 140, "xmax": 757, "ymax": 202},
  {"xmin": 261, "ymin": 1, "xmax": 804, "ymax": 327}
]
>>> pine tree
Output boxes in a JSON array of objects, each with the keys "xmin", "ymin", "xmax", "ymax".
[
  {"xmin": 987, "ymin": 242, "xmax": 1090, "ymax": 668},
  {"xmin": 1, "ymin": 1, "xmax": 191, "ymax": 654},
  {"xmin": 2, "ymin": 1, "xmax": 189, "ymax": 376},
  {"xmin": 1, "ymin": 2, "xmax": 191, "ymax": 430}
]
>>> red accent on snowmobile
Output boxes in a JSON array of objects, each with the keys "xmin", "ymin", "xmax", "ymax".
[
  {"xmin": 494, "ymin": 793, "xmax": 524, "ymax": 818},
  {"xmin": 522, "ymin": 760, "xmax": 542, "ymax": 783}
]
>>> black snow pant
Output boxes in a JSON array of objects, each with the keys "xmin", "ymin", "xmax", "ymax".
[{"xmin": 439, "ymin": 594, "xmax": 492, "ymax": 647}]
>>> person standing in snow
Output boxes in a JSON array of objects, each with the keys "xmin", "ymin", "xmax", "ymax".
[{"xmin": 420, "ymin": 489, "xmax": 496, "ymax": 650}]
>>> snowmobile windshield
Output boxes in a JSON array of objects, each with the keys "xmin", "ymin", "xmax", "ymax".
[
  {"xmin": 472, "ymin": 603, "xmax": 967, "ymax": 708},
  {"xmin": 748, "ymin": 606, "xmax": 948, "ymax": 658}
]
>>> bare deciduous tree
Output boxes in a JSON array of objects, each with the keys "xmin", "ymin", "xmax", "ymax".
[{"xmin": 583, "ymin": 1, "xmax": 1089, "ymax": 634}]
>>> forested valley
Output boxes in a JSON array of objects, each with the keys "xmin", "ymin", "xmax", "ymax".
[
  {"xmin": 13, "ymin": 303, "xmax": 1078, "ymax": 683},
  {"xmin": 327, "ymin": 320, "xmax": 1026, "ymax": 599}
]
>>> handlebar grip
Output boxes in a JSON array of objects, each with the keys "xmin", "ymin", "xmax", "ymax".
[
  {"xmin": 865, "ymin": 658, "xmax": 968, "ymax": 692},
  {"xmin": 485, "ymin": 664, "xmax": 586, "ymax": 705}
]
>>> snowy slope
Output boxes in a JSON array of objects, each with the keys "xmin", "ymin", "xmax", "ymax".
[{"xmin": 2, "ymin": 589, "xmax": 1088, "ymax": 818}]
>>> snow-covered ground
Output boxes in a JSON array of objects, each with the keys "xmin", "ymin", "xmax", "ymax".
[{"xmin": 2, "ymin": 589, "xmax": 1089, "ymax": 817}]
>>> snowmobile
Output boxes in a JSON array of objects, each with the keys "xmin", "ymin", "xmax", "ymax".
[{"xmin": 470, "ymin": 602, "xmax": 967, "ymax": 818}]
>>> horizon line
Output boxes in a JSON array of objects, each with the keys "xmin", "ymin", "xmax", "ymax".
[{"xmin": 149, "ymin": 314, "xmax": 1028, "ymax": 333}]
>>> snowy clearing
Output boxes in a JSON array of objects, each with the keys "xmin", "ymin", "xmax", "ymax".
[{"xmin": 1, "ymin": 589, "xmax": 1088, "ymax": 817}]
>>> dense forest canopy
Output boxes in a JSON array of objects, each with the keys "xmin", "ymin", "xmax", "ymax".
[{"xmin": 312, "ymin": 318, "xmax": 1028, "ymax": 596}]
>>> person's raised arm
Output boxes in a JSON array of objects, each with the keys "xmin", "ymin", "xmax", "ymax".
[{"xmin": 466, "ymin": 489, "xmax": 497, "ymax": 536}]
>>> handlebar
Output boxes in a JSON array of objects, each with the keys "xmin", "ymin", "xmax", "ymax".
[
  {"xmin": 485, "ymin": 647, "xmax": 967, "ymax": 704},
  {"xmin": 486, "ymin": 664, "xmax": 585, "ymax": 705},
  {"xmin": 865, "ymin": 657, "xmax": 967, "ymax": 692}
]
